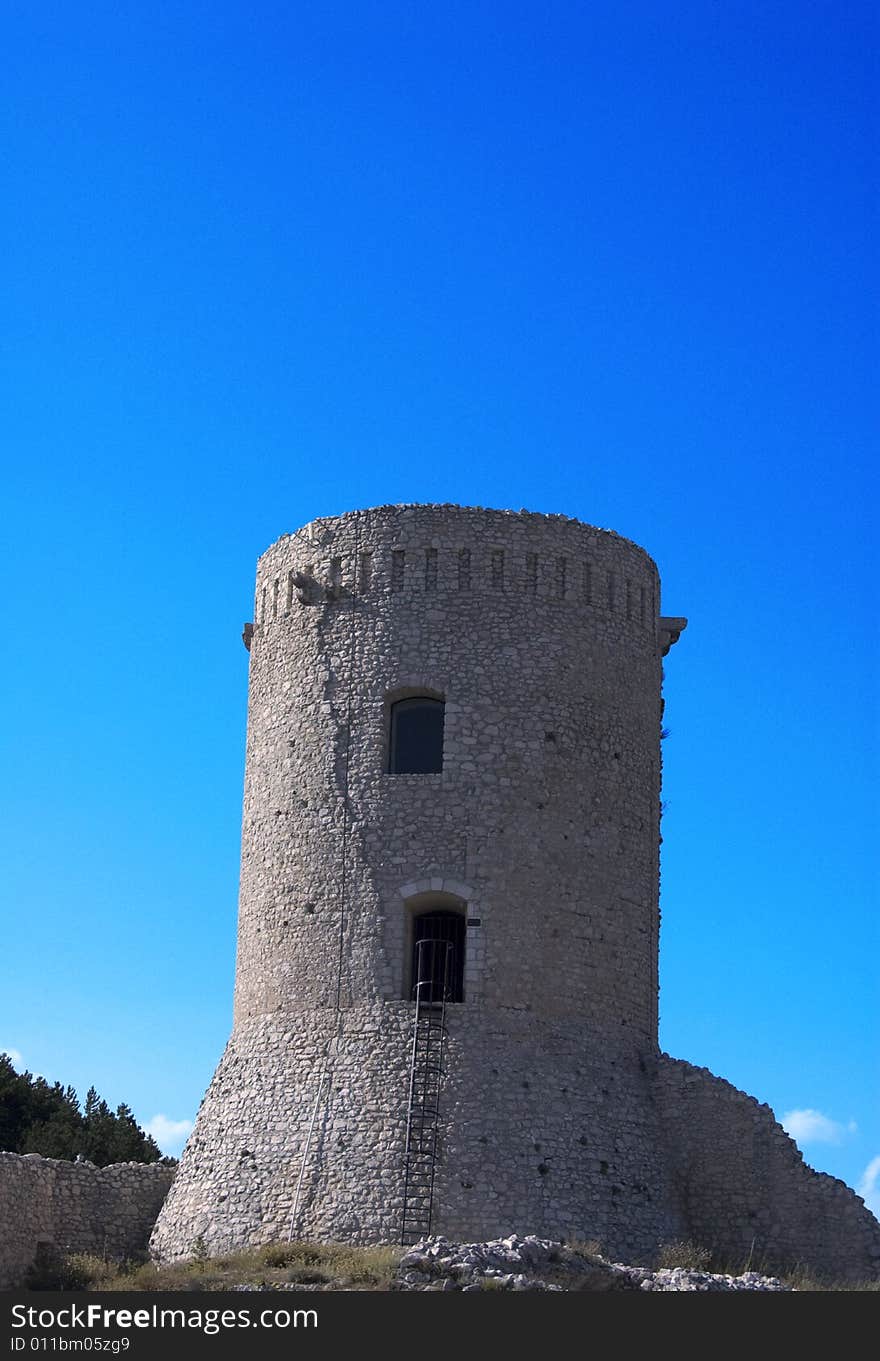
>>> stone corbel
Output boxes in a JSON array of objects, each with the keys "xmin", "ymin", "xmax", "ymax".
[{"xmin": 658, "ymin": 616, "xmax": 687, "ymax": 656}]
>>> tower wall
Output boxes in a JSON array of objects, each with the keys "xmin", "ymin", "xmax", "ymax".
[
  {"xmin": 152, "ymin": 504, "xmax": 683, "ymax": 1261},
  {"xmin": 236, "ymin": 504, "xmax": 664, "ymax": 1034},
  {"xmin": 150, "ymin": 504, "xmax": 880, "ymax": 1277}
]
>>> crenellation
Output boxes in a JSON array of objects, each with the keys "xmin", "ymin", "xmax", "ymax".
[{"xmin": 250, "ymin": 517, "xmax": 663, "ymax": 629}]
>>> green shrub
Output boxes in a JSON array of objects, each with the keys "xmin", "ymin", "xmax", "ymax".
[{"xmin": 25, "ymin": 1249, "xmax": 121, "ymax": 1291}]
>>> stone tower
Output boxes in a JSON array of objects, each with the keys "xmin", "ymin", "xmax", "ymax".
[{"xmin": 151, "ymin": 504, "xmax": 880, "ymax": 1280}]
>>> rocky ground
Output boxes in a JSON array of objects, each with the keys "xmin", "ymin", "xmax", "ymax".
[
  {"xmin": 38, "ymin": 1232, "xmax": 816, "ymax": 1291},
  {"xmin": 394, "ymin": 1234, "xmax": 792, "ymax": 1291}
]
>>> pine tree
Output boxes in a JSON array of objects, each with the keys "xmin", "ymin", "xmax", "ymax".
[
  {"xmin": 0, "ymin": 1054, "xmax": 31, "ymax": 1150},
  {"xmin": 0, "ymin": 1059, "xmax": 167, "ymax": 1165}
]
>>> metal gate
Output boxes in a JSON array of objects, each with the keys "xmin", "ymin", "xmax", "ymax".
[{"xmin": 410, "ymin": 912, "xmax": 464, "ymax": 1004}]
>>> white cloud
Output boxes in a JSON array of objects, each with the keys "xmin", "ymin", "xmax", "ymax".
[
  {"xmin": 144, "ymin": 1115, "xmax": 193, "ymax": 1157},
  {"xmin": 1, "ymin": 1048, "xmax": 23, "ymax": 1066},
  {"xmin": 781, "ymin": 1108, "xmax": 856, "ymax": 1146},
  {"xmin": 858, "ymin": 1157, "xmax": 880, "ymax": 1219}
]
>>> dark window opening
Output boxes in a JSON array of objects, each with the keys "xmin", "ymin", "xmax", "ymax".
[
  {"xmin": 411, "ymin": 912, "xmax": 465, "ymax": 1003},
  {"xmin": 389, "ymin": 697, "xmax": 444, "ymax": 773}
]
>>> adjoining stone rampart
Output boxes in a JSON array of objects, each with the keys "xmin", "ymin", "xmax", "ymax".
[
  {"xmin": 656, "ymin": 1057, "xmax": 880, "ymax": 1283},
  {"xmin": 0, "ymin": 1152, "xmax": 174, "ymax": 1289}
]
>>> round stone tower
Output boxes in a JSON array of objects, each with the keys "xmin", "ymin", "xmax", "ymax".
[{"xmin": 151, "ymin": 504, "xmax": 688, "ymax": 1261}]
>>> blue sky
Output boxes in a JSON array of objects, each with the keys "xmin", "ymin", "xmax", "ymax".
[{"xmin": 2, "ymin": 3, "xmax": 877, "ymax": 1216}]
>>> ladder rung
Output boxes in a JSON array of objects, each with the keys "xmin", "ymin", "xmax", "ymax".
[{"xmin": 402, "ymin": 1000, "xmax": 449, "ymax": 1246}]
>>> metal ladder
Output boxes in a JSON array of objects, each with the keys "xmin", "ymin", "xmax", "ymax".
[{"xmin": 401, "ymin": 939, "xmax": 451, "ymax": 1245}]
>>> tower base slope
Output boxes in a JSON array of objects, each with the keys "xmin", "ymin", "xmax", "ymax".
[{"xmin": 151, "ymin": 1016, "xmax": 880, "ymax": 1282}]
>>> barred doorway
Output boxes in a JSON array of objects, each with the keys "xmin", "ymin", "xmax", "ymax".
[{"xmin": 410, "ymin": 911, "xmax": 465, "ymax": 1004}]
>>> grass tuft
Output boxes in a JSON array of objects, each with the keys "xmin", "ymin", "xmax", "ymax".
[
  {"xmin": 22, "ymin": 1238, "xmax": 878, "ymax": 1293},
  {"xmin": 24, "ymin": 1241, "xmax": 402, "ymax": 1293},
  {"xmin": 654, "ymin": 1240, "xmax": 714, "ymax": 1271}
]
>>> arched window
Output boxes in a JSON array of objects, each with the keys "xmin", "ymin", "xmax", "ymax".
[
  {"xmin": 388, "ymin": 697, "xmax": 445, "ymax": 774},
  {"xmin": 411, "ymin": 911, "xmax": 465, "ymax": 1004}
]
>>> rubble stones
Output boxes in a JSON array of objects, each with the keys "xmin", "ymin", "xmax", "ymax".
[{"xmin": 393, "ymin": 1235, "xmax": 792, "ymax": 1292}]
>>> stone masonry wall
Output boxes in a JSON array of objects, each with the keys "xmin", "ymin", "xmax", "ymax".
[
  {"xmin": 655, "ymin": 1057, "xmax": 880, "ymax": 1283},
  {"xmin": 233, "ymin": 504, "xmax": 666, "ymax": 1038},
  {"xmin": 153, "ymin": 504, "xmax": 679, "ymax": 1260},
  {"xmin": 151, "ymin": 501, "xmax": 877, "ymax": 1284},
  {"xmin": 151, "ymin": 1011, "xmax": 687, "ymax": 1264},
  {"xmin": 0, "ymin": 1152, "xmax": 174, "ymax": 1289}
]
